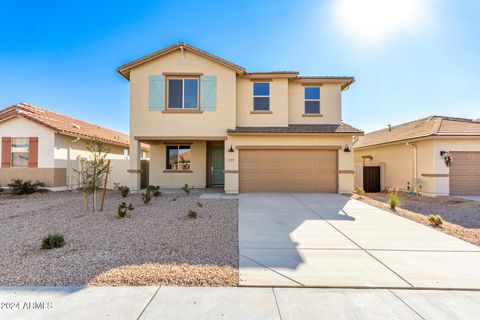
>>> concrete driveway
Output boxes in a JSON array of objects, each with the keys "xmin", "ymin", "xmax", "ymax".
[{"xmin": 239, "ymin": 193, "xmax": 480, "ymax": 289}]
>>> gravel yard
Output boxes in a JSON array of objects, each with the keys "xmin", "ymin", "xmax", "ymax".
[
  {"xmin": 354, "ymin": 192, "xmax": 480, "ymax": 246},
  {"xmin": 0, "ymin": 190, "xmax": 238, "ymax": 286}
]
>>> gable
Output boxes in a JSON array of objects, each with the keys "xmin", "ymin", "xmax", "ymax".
[{"xmin": 117, "ymin": 43, "xmax": 245, "ymax": 80}]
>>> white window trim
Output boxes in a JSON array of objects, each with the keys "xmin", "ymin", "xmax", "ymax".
[
  {"xmin": 167, "ymin": 77, "xmax": 199, "ymax": 110},
  {"xmin": 253, "ymin": 82, "xmax": 270, "ymax": 111},
  {"xmin": 304, "ymin": 86, "xmax": 321, "ymax": 114}
]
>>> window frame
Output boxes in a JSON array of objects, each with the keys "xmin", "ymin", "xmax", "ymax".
[
  {"xmin": 304, "ymin": 86, "xmax": 321, "ymax": 115},
  {"xmin": 166, "ymin": 76, "xmax": 200, "ymax": 111},
  {"xmin": 165, "ymin": 145, "xmax": 192, "ymax": 171},
  {"xmin": 253, "ymin": 82, "xmax": 270, "ymax": 111},
  {"xmin": 11, "ymin": 137, "xmax": 29, "ymax": 168}
]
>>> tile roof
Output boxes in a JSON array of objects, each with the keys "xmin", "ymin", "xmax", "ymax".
[
  {"xmin": 354, "ymin": 116, "xmax": 480, "ymax": 149},
  {"xmin": 0, "ymin": 103, "xmax": 133, "ymax": 147},
  {"xmin": 227, "ymin": 123, "xmax": 363, "ymax": 134},
  {"xmin": 116, "ymin": 42, "xmax": 354, "ymax": 89}
]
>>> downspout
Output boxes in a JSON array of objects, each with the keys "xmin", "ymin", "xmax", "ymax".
[{"xmin": 67, "ymin": 137, "xmax": 81, "ymax": 190}]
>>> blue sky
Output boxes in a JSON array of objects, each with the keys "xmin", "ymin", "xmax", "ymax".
[{"xmin": 0, "ymin": 0, "xmax": 479, "ymax": 133}]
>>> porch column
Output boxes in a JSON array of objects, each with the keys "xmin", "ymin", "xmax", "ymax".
[{"xmin": 128, "ymin": 139, "xmax": 141, "ymax": 190}]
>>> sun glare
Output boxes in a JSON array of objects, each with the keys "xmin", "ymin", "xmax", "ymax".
[{"xmin": 334, "ymin": 0, "xmax": 426, "ymax": 43}]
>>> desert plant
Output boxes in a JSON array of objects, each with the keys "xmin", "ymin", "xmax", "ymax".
[
  {"xmin": 196, "ymin": 202, "xmax": 203, "ymax": 208},
  {"xmin": 181, "ymin": 184, "xmax": 192, "ymax": 194},
  {"xmin": 8, "ymin": 179, "xmax": 45, "ymax": 195},
  {"xmin": 353, "ymin": 186, "xmax": 365, "ymax": 196},
  {"xmin": 117, "ymin": 185, "xmax": 130, "ymax": 198},
  {"xmin": 41, "ymin": 233, "xmax": 65, "ymax": 250},
  {"xmin": 74, "ymin": 139, "xmax": 111, "ymax": 211},
  {"xmin": 146, "ymin": 185, "xmax": 161, "ymax": 197},
  {"xmin": 427, "ymin": 215, "xmax": 443, "ymax": 227},
  {"xmin": 388, "ymin": 188, "xmax": 400, "ymax": 210},
  {"xmin": 142, "ymin": 189, "xmax": 152, "ymax": 204},
  {"xmin": 117, "ymin": 202, "xmax": 135, "ymax": 218},
  {"xmin": 187, "ymin": 209, "xmax": 198, "ymax": 219}
]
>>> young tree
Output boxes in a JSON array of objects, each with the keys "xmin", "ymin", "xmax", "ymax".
[{"xmin": 75, "ymin": 139, "xmax": 111, "ymax": 212}]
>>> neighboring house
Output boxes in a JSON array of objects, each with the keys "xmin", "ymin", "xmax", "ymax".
[
  {"xmin": 0, "ymin": 103, "xmax": 149, "ymax": 189},
  {"xmin": 354, "ymin": 116, "xmax": 480, "ymax": 196},
  {"xmin": 117, "ymin": 42, "xmax": 363, "ymax": 193}
]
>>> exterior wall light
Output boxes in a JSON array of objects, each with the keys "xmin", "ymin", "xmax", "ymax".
[
  {"xmin": 343, "ymin": 145, "xmax": 351, "ymax": 152},
  {"xmin": 228, "ymin": 145, "xmax": 235, "ymax": 152},
  {"xmin": 440, "ymin": 151, "xmax": 452, "ymax": 167}
]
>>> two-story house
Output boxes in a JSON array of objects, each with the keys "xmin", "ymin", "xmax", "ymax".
[{"xmin": 117, "ymin": 43, "xmax": 362, "ymax": 193}]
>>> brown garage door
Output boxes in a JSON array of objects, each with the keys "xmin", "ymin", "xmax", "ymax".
[
  {"xmin": 239, "ymin": 149, "xmax": 338, "ymax": 193},
  {"xmin": 450, "ymin": 151, "xmax": 480, "ymax": 195}
]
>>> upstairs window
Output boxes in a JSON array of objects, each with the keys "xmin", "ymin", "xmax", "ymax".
[
  {"xmin": 166, "ymin": 145, "xmax": 191, "ymax": 170},
  {"xmin": 304, "ymin": 87, "xmax": 321, "ymax": 114},
  {"xmin": 253, "ymin": 82, "xmax": 270, "ymax": 111},
  {"xmin": 11, "ymin": 137, "xmax": 29, "ymax": 167},
  {"xmin": 167, "ymin": 78, "xmax": 199, "ymax": 109}
]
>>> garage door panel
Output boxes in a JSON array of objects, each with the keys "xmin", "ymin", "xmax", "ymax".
[
  {"xmin": 450, "ymin": 151, "xmax": 480, "ymax": 195},
  {"xmin": 239, "ymin": 149, "xmax": 338, "ymax": 193}
]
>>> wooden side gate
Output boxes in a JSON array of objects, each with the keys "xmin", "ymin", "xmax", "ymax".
[
  {"xmin": 363, "ymin": 166, "xmax": 380, "ymax": 192},
  {"xmin": 140, "ymin": 159, "xmax": 149, "ymax": 189}
]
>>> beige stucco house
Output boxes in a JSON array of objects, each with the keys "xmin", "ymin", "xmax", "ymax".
[
  {"xmin": 118, "ymin": 43, "xmax": 362, "ymax": 193},
  {"xmin": 354, "ymin": 116, "xmax": 480, "ymax": 196},
  {"xmin": 0, "ymin": 103, "xmax": 148, "ymax": 190}
]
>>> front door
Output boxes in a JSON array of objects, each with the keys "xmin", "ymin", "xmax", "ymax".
[{"xmin": 211, "ymin": 147, "xmax": 225, "ymax": 185}]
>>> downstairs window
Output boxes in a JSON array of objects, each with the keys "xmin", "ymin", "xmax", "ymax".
[{"xmin": 166, "ymin": 145, "xmax": 191, "ymax": 170}]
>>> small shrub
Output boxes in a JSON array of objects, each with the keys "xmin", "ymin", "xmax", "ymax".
[
  {"xmin": 187, "ymin": 209, "xmax": 197, "ymax": 219},
  {"xmin": 117, "ymin": 185, "xmax": 130, "ymax": 198},
  {"xmin": 147, "ymin": 185, "xmax": 161, "ymax": 197},
  {"xmin": 196, "ymin": 202, "xmax": 203, "ymax": 208},
  {"xmin": 388, "ymin": 188, "xmax": 400, "ymax": 210},
  {"xmin": 8, "ymin": 179, "xmax": 45, "ymax": 195},
  {"xmin": 142, "ymin": 190, "xmax": 152, "ymax": 204},
  {"xmin": 427, "ymin": 215, "xmax": 443, "ymax": 227},
  {"xmin": 41, "ymin": 233, "xmax": 65, "ymax": 250},
  {"xmin": 181, "ymin": 184, "xmax": 192, "ymax": 194},
  {"xmin": 117, "ymin": 202, "xmax": 134, "ymax": 218},
  {"xmin": 354, "ymin": 187, "xmax": 365, "ymax": 196}
]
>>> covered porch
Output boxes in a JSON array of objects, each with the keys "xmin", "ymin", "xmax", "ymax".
[{"xmin": 128, "ymin": 137, "xmax": 227, "ymax": 191}]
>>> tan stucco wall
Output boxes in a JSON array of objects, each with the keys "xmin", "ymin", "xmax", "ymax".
[
  {"xmin": 236, "ymin": 78, "xmax": 289, "ymax": 127},
  {"xmin": 127, "ymin": 50, "xmax": 237, "ymax": 189},
  {"xmin": 148, "ymin": 141, "xmax": 207, "ymax": 188},
  {"xmin": 354, "ymin": 140, "xmax": 436, "ymax": 195},
  {"xmin": 0, "ymin": 168, "xmax": 66, "ymax": 187},
  {"xmin": 289, "ymin": 83, "xmax": 342, "ymax": 124},
  {"xmin": 225, "ymin": 134, "xmax": 355, "ymax": 194},
  {"xmin": 129, "ymin": 50, "xmax": 237, "ymax": 138}
]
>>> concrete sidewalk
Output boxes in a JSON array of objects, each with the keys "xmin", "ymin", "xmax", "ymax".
[
  {"xmin": 1, "ymin": 286, "xmax": 479, "ymax": 320},
  {"xmin": 239, "ymin": 193, "xmax": 480, "ymax": 289}
]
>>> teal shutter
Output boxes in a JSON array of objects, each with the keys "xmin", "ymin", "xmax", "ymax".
[
  {"xmin": 149, "ymin": 75, "xmax": 165, "ymax": 110},
  {"xmin": 200, "ymin": 76, "xmax": 217, "ymax": 111}
]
